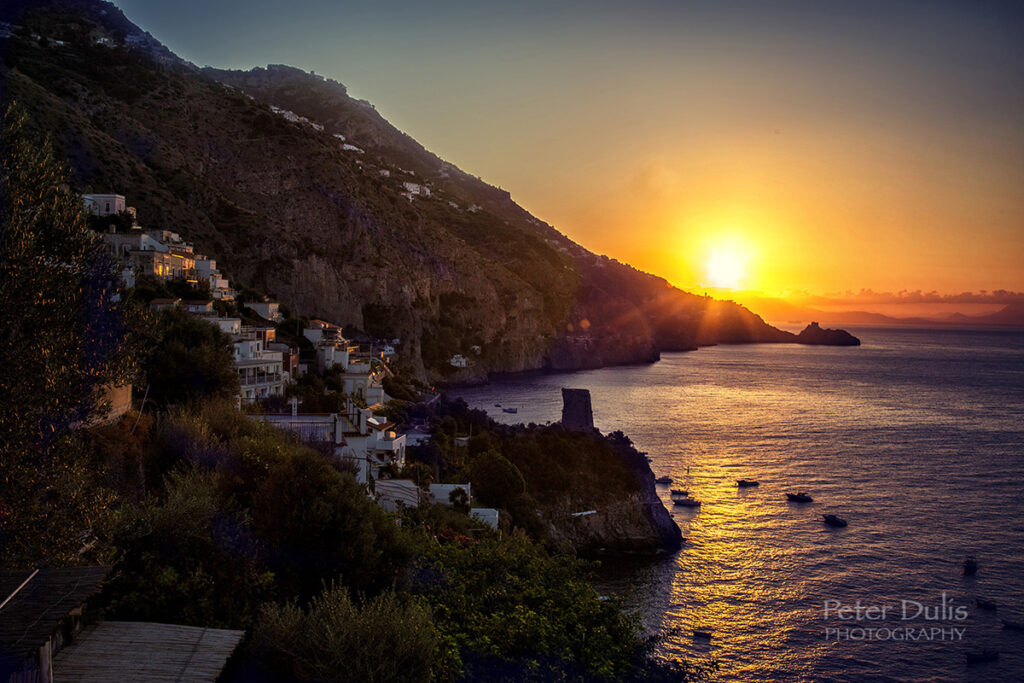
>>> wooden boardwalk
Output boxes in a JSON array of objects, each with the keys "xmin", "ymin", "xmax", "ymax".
[{"xmin": 53, "ymin": 621, "xmax": 245, "ymax": 682}]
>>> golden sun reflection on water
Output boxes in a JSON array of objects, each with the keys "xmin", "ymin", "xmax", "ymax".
[
  {"xmin": 654, "ymin": 446, "xmax": 830, "ymax": 679},
  {"xmin": 457, "ymin": 332, "xmax": 1024, "ymax": 681}
]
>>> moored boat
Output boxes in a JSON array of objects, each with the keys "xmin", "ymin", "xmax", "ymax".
[
  {"xmin": 502, "ymin": 407, "xmax": 518, "ymax": 414},
  {"xmin": 655, "ymin": 476, "xmax": 673, "ymax": 485},
  {"xmin": 786, "ymin": 492, "xmax": 813, "ymax": 503},
  {"xmin": 963, "ymin": 556, "xmax": 978, "ymax": 576},
  {"xmin": 1002, "ymin": 619, "xmax": 1024, "ymax": 631},
  {"xmin": 822, "ymin": 514, "xmax": 847, "ymax": 528},
  {"xmin": 670, "ymin": 489, "xmax": 689, "ymax": 497},
  {"xmin": 737, "ymin": 479, "xmax": 759, "ymax": 487},
  {"xmin": 673, "ymin": 497, "xmax": 701, "ymax": 508},
  {"xmin": 975, "ymin": 598, "xmax": 997, "ymax": 611}
]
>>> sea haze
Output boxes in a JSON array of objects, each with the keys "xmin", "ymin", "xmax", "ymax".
[{"xmin": 454, "ymin": 327, "xmax": 1024, "ymax": 681}]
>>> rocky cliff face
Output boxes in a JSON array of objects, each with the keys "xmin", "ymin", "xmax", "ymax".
[
  {"xmin": 542, "ymin": 441, "xmax": 683, "ymax": 556},
  {"xmin": 3, "ymin": 0, "xmax": 852, "ymax": 382},
  {"xmin": 540, "ymin": 389, "xmax": 682, "ymax": 555},
  {"xmin": 544, "ymin": 492, "xmax": 681, "ymax": 556}
]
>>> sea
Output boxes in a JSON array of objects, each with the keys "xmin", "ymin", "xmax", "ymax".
[{"xmin": 452, "ymin": 327, "xmax": 1024, "ymax": 682}]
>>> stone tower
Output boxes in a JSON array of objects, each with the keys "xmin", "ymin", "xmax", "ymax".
[{"xmin": 561, "ymin": 388, "xmax": 595, "ymax": 431}]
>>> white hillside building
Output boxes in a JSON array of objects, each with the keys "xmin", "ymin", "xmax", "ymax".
[
  {"xmin": 90, "ymin": 193, "xmax": 236, "ymax": 300},
  {"xmin": 83, "ymin": 193, "xmax": 126, "ymax": 216},
  {"xmin": 255, "ymin": 399, "xmax": 406, "ymax": 485},
  {"xmin": 234, "ymin": 327, "xmax": 285, "ymax": 403},
  {"xmin": 305, "ymin": 320, "xmax": 389, "ymax": 404},
  {"xmin": 246, "ymin": 301, "xmax": 282, "ymax": 322}
]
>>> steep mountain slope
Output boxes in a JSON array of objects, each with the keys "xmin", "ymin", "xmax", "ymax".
[{"xmin": 2, "ymin": 0, "xmax": 811, "ymax": 380}]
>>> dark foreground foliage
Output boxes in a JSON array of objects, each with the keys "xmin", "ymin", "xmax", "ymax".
[
  {"xmin": 92, "ymin": 403, "xmax": 711, "ymax": 681},
  {"xmin": 0, "ymin": 103, "xmax": 139, "ymax": 565}
]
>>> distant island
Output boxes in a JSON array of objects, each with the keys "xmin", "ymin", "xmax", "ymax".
[{"xmin": 795, "ymin": 322, "xmax": 861, "ymax": 346}]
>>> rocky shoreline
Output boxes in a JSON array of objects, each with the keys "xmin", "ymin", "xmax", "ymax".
[
  {"xmin": 442, "ymin": 322, "xmax": 861, "ymax": 386},
  {"xmin": 542, "ymin": 442, "xmax": 684, "ymax": 556},
  {"xmin": 536, "ymin": 389, "xmax": 683, "ymax": 556}
]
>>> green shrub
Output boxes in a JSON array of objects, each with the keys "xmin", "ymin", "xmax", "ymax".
[
  {"xmin": 249, "ymin": 448, "xmax": 413, "ymax": 600},
  {"xmin": 469, "ymin": 450, "xmax": 525, "ymax": 510},
  {"xmin": 0, "ymin": 103, "xmax": 135, "ymax": 565},
  {"xmin": 144, "ymin": 308, "xmax": 239, "ymax": 407},
  {"xmin": 255, "ymin": 584, "xmax": 443, "ymax": 682},
  {"xmin": 413, "ymin": 534, "xmax": 643, "ymax": 680},
  {"xmin": 103, "ymin": 470, "xmax": 274, "ymax": 629}
]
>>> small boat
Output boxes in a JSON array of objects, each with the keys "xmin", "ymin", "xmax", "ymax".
[
  {"xmin": 1002, "ymin": 619, "xmax": 1024, "ymax": 631},
  {"xmin": 822, "ymin": 514, "xmax": 848, "ymax": 528},
  {"xmin": 673, "ymin": 497, "xmax": 701, "ymax": 508},
  {"xmin": 502, "ymin": 407, "xmax": 518, "ymax": 414},
  {"xmin": 670, "ymin": 489, "xmax": 689, "ymax": 497},
  {"xmin": 975, "ymin": 598, "xmax": 997, "ymax": 611},
  {"xmin": 494, "ymin": 403, "xmax": 501, "ymax": 407},
  {"xmin": 737, "ymin": 479, "xmax": 759, "ymax": 487},
  {"xmin": 693, "ymin": 630, "xmax": 712, "ymax": 639},
  {"xmin": 963, "ymin": 556, "xmax": 978, "ymax": 576},
  {"xmin": 786, "ymin": 492, "xmax": 813, "ymax": 503},
  {"xmin": 965, "ymin": 650, "xmax": 999, "ymax": 665},
  {"xmin": 655, "ymin": 476, "xmax": 673, "ymax": 485}
]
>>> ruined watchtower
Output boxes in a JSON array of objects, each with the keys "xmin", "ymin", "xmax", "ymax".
[{"xmin": 561, "ymin": 388, "xmax": 595, "ymax": 431}]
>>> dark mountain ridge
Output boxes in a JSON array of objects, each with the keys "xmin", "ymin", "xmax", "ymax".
[{"xmin": 1, "ymin": 0, "xmax": 854, "ymax": 380}]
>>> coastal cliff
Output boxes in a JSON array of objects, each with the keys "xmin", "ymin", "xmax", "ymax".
[
  {"xmin": 542, "ymin": 434, "xmax": 683, "ymax": 556},
  {"xmin": 543, "ymin": 390, "xmax": 682, "ymax": 555},
  {"xmin": 2, "ymin": 0, "xmax": 857, "ymax": 384},
  {"xmin": 416, "ymin": 396, "xmax": 683, "ymax": 556}
]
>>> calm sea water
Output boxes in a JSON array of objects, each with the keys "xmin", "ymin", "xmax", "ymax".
[{"xmin": 454, "ymin": 327, "xmax": 1024, "ymax": 682}]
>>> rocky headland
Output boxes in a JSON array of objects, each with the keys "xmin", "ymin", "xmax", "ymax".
[
  {"xmin": 544, "ymin": 389, "xmax": 683, "ymax": 555},
  {"xmin": 796, "ymin": 322, "xmax": 861, "ymax": 346}
]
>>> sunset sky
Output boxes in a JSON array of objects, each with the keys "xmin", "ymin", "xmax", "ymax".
[{"xmin": 115, "ymin": 0, "xmax": 1024, "ymax": 303}]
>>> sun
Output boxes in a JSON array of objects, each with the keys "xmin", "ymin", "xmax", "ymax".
[{"xmin": 706, "ymin": 245, "xmax": 747, "ymax": 289}]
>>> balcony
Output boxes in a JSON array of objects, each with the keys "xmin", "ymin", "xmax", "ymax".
[{"xmin": 240, "ymin": 373, "xmax": 283, "ymax": 387}]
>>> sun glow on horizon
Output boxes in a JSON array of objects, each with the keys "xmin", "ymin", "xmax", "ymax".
[
  {"xmin": 701, "ymin": 235, "xmax": 755, "ymax": 290},
  {"xmin": 706, "ymin": 246, "xmax": 747, "ymax": 289}
]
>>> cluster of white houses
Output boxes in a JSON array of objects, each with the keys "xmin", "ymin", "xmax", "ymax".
[
  {"xmin": 87, "ymin": 194, "xmax": 236, "ymax": 300},
  {"xmin": 258, "ymin": 399, "xmax": 405, "ymax": 485},
  {"xmin": 146, "ymin": 299, "xmax": 388, "ymax": 407},
  {"xmin": 89, "ymin": 193, "xmax": 495, "ymax": 524},
  {"xmin": 86, "ymin": 193, "xmax": 386, "ymax": 406},
  {"xmin": 159, "ymin": 300, "xmax": 296, "ymax": 405},
  {"xmin": 257, "ymin": 406, "xmax": 498, "ymax": 526}
]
